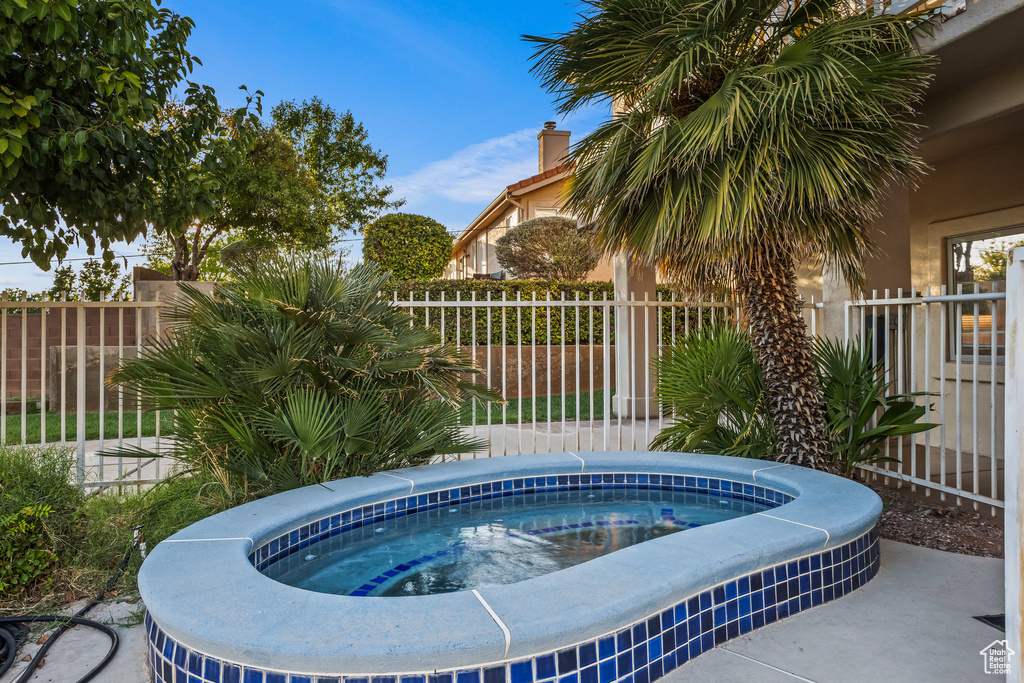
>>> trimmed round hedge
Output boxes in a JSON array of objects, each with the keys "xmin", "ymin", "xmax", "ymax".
[{"xmin": 362, "ymin": 213, "xmax": 453, "ymax": 281}]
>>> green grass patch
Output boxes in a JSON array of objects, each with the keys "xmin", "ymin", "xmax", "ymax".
[
  {"xmin": 2, "ymin": 395, "xmax": 609, "ymax": 443},
  {"xmin": 3, "ymin": 411, "xmax": 175, "ymax": 445},
  {"xmin": 459, "ymin": 389, "xmax": 608, "ymax": 425}
]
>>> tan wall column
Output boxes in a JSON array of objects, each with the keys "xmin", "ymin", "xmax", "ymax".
[{"xmin": 613, "ymin": 254, "xmax": 659, "ymax": 419}]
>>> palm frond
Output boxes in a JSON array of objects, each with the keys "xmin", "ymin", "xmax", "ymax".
[{"xmin": 112, "ymin": 259, "xmax": 498, "ymax": 500}]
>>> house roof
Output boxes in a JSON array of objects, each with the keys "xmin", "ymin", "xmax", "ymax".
[
  {"xmin": 452, "ymin": 165, "xmax": 570, "ymax": 254},
  {"xmin": 505, "ymin": 164, "xmax": 568, "ymax": 193}
]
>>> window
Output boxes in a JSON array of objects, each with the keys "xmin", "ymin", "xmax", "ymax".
[
  {"xmin": 533, "ymin": 207, "xmax": 561, "ymax": 218},
  {"xmin": 945, "ymin": 225, "xmax": 1023, "ymax": 360}
]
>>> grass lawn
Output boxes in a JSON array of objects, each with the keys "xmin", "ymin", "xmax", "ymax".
[
  {"xmin": 459, "ymin": 389, "xmax": 609, "ymax": 425},
  {"xmin": 4, "ymin": 393, "xmax": 612, "ymax": 443},
  {"xmin": 3, "ymin": 411, "xmax": 175, "ymax": 445}
]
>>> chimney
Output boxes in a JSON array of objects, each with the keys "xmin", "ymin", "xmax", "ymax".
[{"xmin": 537, "ymin": 121, "xmax": 570, "ymax": 173}]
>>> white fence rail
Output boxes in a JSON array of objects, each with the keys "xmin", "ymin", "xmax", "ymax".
[
  {"xmin": 0, "ymin": 294, "xmax": 174, "ymax": 489},
  {"xmin": 395, "ymin": 291, "xmax": 756, "ymax": 459},
  {"xmin": 844, "ymin": 287, "xmax": 1006, "ymax": 511},
  {"xmin": 0, "ymin": 284, "xmax": 1005, "ymax": 511}
]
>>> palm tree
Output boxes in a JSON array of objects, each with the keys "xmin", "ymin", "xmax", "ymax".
[
  {"xmin": 526, "ymin": 0, "xmax": 934, "ymax": 469},
  {"xmin": 110, "ymin": 260, "xmax": 493, "ymax": 498}
]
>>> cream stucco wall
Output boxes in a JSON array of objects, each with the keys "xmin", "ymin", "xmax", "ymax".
[
  {"xmin": 909, "ymin": 133, "xmax": 1024, "ymax": 290},
  {"xmin": 847, "ymin": 127, "xmax": 1024, "ymax": 464}
]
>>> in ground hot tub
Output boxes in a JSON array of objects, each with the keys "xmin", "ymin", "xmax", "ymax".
[{"xmin": 140, "ymin": 451, "xmax": 882, "ymax": 683}]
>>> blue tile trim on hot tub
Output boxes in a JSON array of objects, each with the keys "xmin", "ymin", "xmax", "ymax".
[
  {"xmin": 139, "ymin": 451, "xmax": 882, "ymax": 675},
  {"xmin": 246, "ymin": 472, "xmax": 794, "ymax": 574},
  {"xmin": 145, "ymin": 526, "xmax": 879, "ymax": 683}
]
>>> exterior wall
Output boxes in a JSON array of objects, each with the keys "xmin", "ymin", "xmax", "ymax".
[
  {"xmin": 519, "ymin": 182, "xmax": 566, "ymax": 222},
  {"xmin": 454, "ymin": 209, "xmax": 519, "ymax": 280},
  {"xmin": 909, "ymin": 134, "xmax": 1024, "ymax": 289},
  {"xmin": 589, "ymin": 255, "xmax": 615, "ymax": 283},
  {"xmin": 862, "ymin": 130, "xmax": 1024, "ymax": 462}
]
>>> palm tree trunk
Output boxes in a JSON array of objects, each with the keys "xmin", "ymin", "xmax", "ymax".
[{"xmin": 740, "ymin": 253, "xmax": 831, "ymax": 470}]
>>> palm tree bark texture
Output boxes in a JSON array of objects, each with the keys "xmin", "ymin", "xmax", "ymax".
[{"xmin": 739, "ymin": 251, "xmax": 830, "ymax": 469}]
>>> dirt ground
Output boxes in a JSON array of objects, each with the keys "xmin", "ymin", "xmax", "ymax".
[{"xmin": 861, "ymin": 476, "xmax": 1003, "ymax": 558}]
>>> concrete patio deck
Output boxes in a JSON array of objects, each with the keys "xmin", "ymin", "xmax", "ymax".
[
  {"xmin": 666, "ymin": 540, "xmax": 1004, "ymax": 682},
  {"xmin": 1, "ymin": 539, "xmax": 1003, "ymax": 683}
]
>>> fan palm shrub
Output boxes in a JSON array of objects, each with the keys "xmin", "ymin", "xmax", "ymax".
[
  {"xmin": 110, "ymin": 260, "xmax": 493, "ymax": 499},
  {"xmin": 526, "ymin": 0, "xmax": 934, "ymax": 468},
  {"xmin": 651, "ymin": 327, "xmax": 775, "ymax": 459}
]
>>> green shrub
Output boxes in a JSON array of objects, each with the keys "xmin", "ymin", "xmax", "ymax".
[
  {"xmin": 0, "ymin": 445, "xmax": 79, "ymax": 602},
  {"xmin": 815, "ymin": 337, "xmax": 936, "ymax": 477},
  {"xmin": 111, "ymin": 260, "xmax": 494, "ymax": 500},
  {"xmin": 0, "ymin": 504, "xmax": 57, "ymax": 596},
  {"xmin": 653, "ymin": 329, "xmax": 937, "ymax": 475},
  {"xmin": 363, "ymin": 213, "xmax": 453, "ymax": 281},
  {"xmin": 0, "ymin": 445, "xmax": 83, "ymax": 597},
  {"xmin": 652, "ymin": 328, "xmax": 774, "ymax": 459},
  {"xmin": 72, "ymin": 474, "xmax": 230, "ymax": 585},
  {"xmin": 495, "ymin": 216, "xmax": 600, "ymax": 280},
  {"xmin": 0, "ymin": 443, "xmax": 224, "ymax": 608},
  {"xmin": 392, "ymin": 280, "xmax": 729, "ymax": 346}
]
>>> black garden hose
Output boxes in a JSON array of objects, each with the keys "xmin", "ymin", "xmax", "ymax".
[{"xmin": 0, "ymin": 525, "xmax": 143, "ymax": 683}]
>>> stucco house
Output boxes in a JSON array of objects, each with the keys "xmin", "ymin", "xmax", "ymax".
[{"xmin": 444, "ymin": 123, "xmax": 613, "ymax": 281}]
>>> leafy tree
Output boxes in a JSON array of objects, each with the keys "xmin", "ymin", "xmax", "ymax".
[
  {"xmin": 272, "ymin": 98, "xmax": 402, "ymax": 234},
  {"xmin": 150, "ymin": 98, "xmax": 397, "ymax": 280},
  {"xmin": 0, "ymin": 0, "xmax": 259, "ymax": 269},
  {"xmin": 0, "ymin": 288, "xmax": 43, "ymax": 311},
  {"xmin": 527, "ymin": 0, "xmax": 934, "ymax": 468},
  {"xmin": 143, "ymin": 232, "xmax": 350, "ymax": 283},
  {"xmin": 972, "ymin": 239, "xmax": 1024, "ymax": 282},
  {"xmin": 47, "ymin": 265, "xmax": 77, "ymax": 300},
  {"xmin": 147, "ymin": 110, "xmax": 321, "ymax": 280},
  {"xmin": 109, "ymin": 260, "xmax": 493, "ymax": 499},
  {"xmin": 76, "ymin": 259, "xmax": 131, "ymax": 301},
  {"xmin": 143, "ymin": 230, "xmax": 238, "ymax": 282},
  {"xmin": 44, "ymin": 260, "xmax": 130, "ymax": 301},
  {"xmin": 495, "ymin": 216, "xmax": 599, "ymax": 280},
  {"xmin": 363, "ymin": 213, "xmax": 453, "ymax": 281}
]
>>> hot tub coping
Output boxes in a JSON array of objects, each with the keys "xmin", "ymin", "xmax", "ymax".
[{"xmin": 139, "ymin": 451, "xmax": 882, "ymax": 673}]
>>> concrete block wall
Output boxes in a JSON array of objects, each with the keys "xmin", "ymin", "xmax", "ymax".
[{"xmin": 2, "ymin": 308, "xmax": 138, "ymax": 406}]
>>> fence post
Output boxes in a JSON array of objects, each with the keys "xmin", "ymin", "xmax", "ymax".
[
  {"xmin": 76, "ymin": 304, "xmax": 86, "ymax": 486},
  {"xmin": 612, "ymin": 254, "xmax": 658, "ymax": 419},
  {"xmin": 1005, "ymin": 246, "xmax": 1024, "ymax": 681}
]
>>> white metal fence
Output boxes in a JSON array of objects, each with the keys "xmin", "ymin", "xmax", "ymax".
[
  {"xmin": 0, "ymin": 294, "xmax": 174, "ymax": 489},
  {"xmin": 0, "ymin": 284, "xmax": 1006, "ymax": 511},
  {"xmin": 844, "ymin": 287, "xmax": 1006, "ymax": 511},
  {"xmin": 394, "ymin": 291, "xmax": 755, "ymax": 459}
]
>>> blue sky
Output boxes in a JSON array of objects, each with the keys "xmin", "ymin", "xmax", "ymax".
[{"xmin": 0, "ymin": 0, "xmax": 609, "ymax": 291}]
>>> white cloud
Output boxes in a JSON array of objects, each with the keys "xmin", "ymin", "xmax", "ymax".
[{"xmin": 388, "ymin": 128, "xmax": 539, "ymax": 207}]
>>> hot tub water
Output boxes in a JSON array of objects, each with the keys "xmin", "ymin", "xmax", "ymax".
[{"xmin": 268, "ymin": 488, "xmax": 769, "ymax": 596}]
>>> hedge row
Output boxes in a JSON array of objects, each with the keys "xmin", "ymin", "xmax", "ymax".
[{"xmin": 390, "ymin": 280, "xmax": 734, "ymax": 345}]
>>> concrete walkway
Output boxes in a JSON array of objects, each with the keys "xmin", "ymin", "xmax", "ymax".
[
  {"xmin": 1, "ymin": 543, "xmax": 1002, "ymax": 683},
  {"xmin": 666, "ymin": 540, "xmax": 1004, "ymax": 683},
  {"xmin": 0, "ymin": 600, "xmax": 148, "ymax": 683}
]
